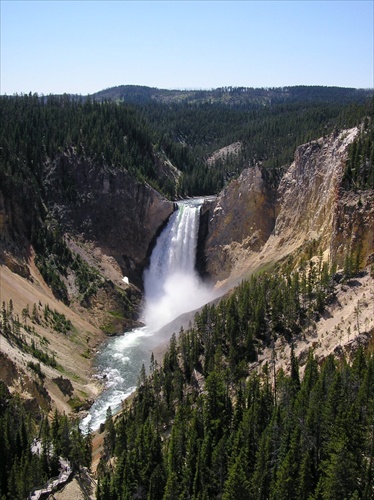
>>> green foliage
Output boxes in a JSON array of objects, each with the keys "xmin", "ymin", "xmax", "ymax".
[
  {"xmin": 43, "ymin": 304, "xmax": 73, "ymax": 334},
  {"xmin": 139, "ymin": 90, "xmax": 372, "ymax": 196},
  {"xmin": 98, "ymin": 346, "xmax": 374, "ymax": 499},
  {"xmin": 29, "ymin": 340, "xmax": 57, "ymax": 368},
  {"xmin": 93, "ymin": 85, "xmax": 374, "ymax": 108},
  {"xmin": 0, "ymin": 390, "xmax": 92, "ymax": 498},
  {"xmin": 0, "ymin": 93, "xmax": 166, "ymax": 198},
  {"xmin": 0, "ymin": 300, "xmax": 58, "ymax": 369},
  {"xmin": 343, "ymin": 100, "xmax": 374, "ymax": 190},
  {"xmin": 27, "ymin": 361, "xmax": 45, "ymax": 379},
  {"xmin": 97, "ymin": 259, "xmax": 374, "ymax": 499},
  {"xmin": 1, "ymin": 88, "xmax": 371, "ymax": 208},
  {"xmin": 33, "ymin": 222, "xmax": 103, "ymax": 304}
]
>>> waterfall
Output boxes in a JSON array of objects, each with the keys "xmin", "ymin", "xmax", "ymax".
[
  {"xmin": 81, "ymin": 199, "xmax": 215, "ymax": 431},
  {"xmin": 144, "ymin": 202, "xmax": 200, "ymax": 295},
  {"xmin": 143, "ymin": 199, "xmax": 210, "ymax": 330}
]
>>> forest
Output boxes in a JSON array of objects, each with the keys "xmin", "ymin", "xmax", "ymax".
[
  {"xmin": 0, "ymin": 383, "xmax": 92, "ymax": 499},
  {"xmin": 1, "ymin": 252, "xmax": 372, "ymax": 498},
  {"xmin": 96, "ymin": 261, "xmax": 374, "ymax": 500},
  {"xmin": 1, "ymin": 87, "xmax": 373, "ymax": 203}
]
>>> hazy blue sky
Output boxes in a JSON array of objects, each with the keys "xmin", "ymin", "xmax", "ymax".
[{"xmin": 1, "ymin": 0, "xmax": 373, "ymax": 95}]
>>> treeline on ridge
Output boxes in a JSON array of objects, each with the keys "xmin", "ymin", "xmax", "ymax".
[
  {"xmin": 1, "ymin": 88, "xmax": 373, "ymax": 203},
  {"xmin": 136, "ymin": 93, "xmax": 373, "ymax": 194}
]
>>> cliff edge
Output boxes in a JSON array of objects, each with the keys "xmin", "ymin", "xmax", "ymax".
[{"xmin": 203, "ymin": 128, "xmax": 373, "ymax": 286}]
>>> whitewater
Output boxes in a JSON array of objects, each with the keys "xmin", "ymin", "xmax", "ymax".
[{"xmin": 81, "ymin": 199, "xmax": 217, "ymax": 431}]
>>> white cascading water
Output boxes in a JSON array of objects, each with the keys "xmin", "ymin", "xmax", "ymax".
[
  {"xmin": 81, "ymin": 199, "xmax": 215, "ymax": 431},
  {"xmin": 143, "ymin": 199, "xmax": 213, "ymax": 330}
]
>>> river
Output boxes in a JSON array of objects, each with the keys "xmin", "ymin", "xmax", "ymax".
[{"xmin": 81, "ymin": 198, "xmax": 217, "ymax": 431}]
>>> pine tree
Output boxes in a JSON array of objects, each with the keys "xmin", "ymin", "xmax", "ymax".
[
  {"xmin": 223, "ymin": 450, "xmax": 251, "ymax": 500},
  {"xmin": 104, "ymin": 406, "xmax": 116, "ymax": 459}
]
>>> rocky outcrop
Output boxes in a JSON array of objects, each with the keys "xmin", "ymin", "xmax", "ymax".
[
  {"xmin": 0, "ymin": 188, "xmax": 32, "ymax": 273},
  {"xmin": 153, "ymin": 150, "xmax": 182, "ymax": 197},
  {"xmin": 44, "ymin": 150, "xmax": 175, "ymax": 287},
  {"xmin": 202, "ymin": 128, "xmax": 374, "ymax": 285},
  {"xmin": 0, "ymin": 188, "xmax": 33, "ymax": 284},
  {"xmin": 331, "ymin": 189, "xmax": 374, "ymax": 269},
  {"xmin": 206, "ymin": 141, "xmax": 242, "ymax": 166},
  {"xmin": 268, "ymin": 128, "xmax": 359, "ymax": 257},
  {"xmin": 200, "ymin": 166, "xmax": 277, "ymax": 281}
]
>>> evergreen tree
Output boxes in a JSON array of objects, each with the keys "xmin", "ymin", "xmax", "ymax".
[{"xmin": 223, "ymin": 450, "xmax": 251, "ymax": 500}]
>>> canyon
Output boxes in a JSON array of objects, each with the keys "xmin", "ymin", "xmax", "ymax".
[{"xmin": 0, "ymin": 124, "xmax": 373, "ymax": 421}]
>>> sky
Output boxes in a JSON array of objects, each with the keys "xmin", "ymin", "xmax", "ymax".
[{"xmin": 1, "ymin": 0, "xmax": 373, "ymax": 95}]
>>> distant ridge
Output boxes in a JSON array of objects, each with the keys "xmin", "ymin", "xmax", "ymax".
[{"xmin": 91, "ymin": 84, "xmax": 374, "ymax": 106}]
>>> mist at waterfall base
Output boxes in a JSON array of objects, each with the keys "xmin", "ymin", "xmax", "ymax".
[
  {"xmin": 81, "ymin": 200, "xmax": 218, "ymax": 431},
  {"xmin": 143, "ymin": 201, "xmax": 216, "ymax": 330}
]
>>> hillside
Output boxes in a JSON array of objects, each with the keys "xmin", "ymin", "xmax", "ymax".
[
  {"xmin": 201, "ymin": 127, "xmax": 374, "ymax": 284},
  {"xmin": 91, "ymin": 84, "xmax": 373, "ymax": 106},
  {"xmin": 0, "ymin": 86, "xmax": 373, "ymax": 498}
]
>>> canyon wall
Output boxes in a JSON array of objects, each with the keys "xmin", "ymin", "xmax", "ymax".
[
  {"xmin": 1, "ymin": 127, "xmax": 373, "ymax": 418},
  {"xmin": 200, "ymin": 166, "xmax": 276, "ymax": 282},
  {"xmin": 44, "ymin": 150, "xmax": 175, "ymax": 287},
  {"xmin": 202, "ymin": 128, "xmax": 374, "ymax": 285},
  {"xmin": 0, "ymin": 153, "xmax": 174, "ymax": 414}
]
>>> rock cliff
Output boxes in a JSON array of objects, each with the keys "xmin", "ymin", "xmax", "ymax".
[
  {"xmin": 200, "ymin": 166, "xmax": 277, "ymax": 282},
  {"xmin": 266, "ymin": 128, "xmax": 363, "ymax": 264},
  {"xmin": 200, "ymin": 128, "xmax": 374, "ymax": 380},
  {"xmin": 44, "ymin": 149, "xmax": 175, "ymax": 288},
  {"xmin": 331, "ymin": 189, "xmax": 374, "ymax": 269},
  {"xmin": 202, "ymin": 128, "xmax": 374, "ymax": 285}
]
